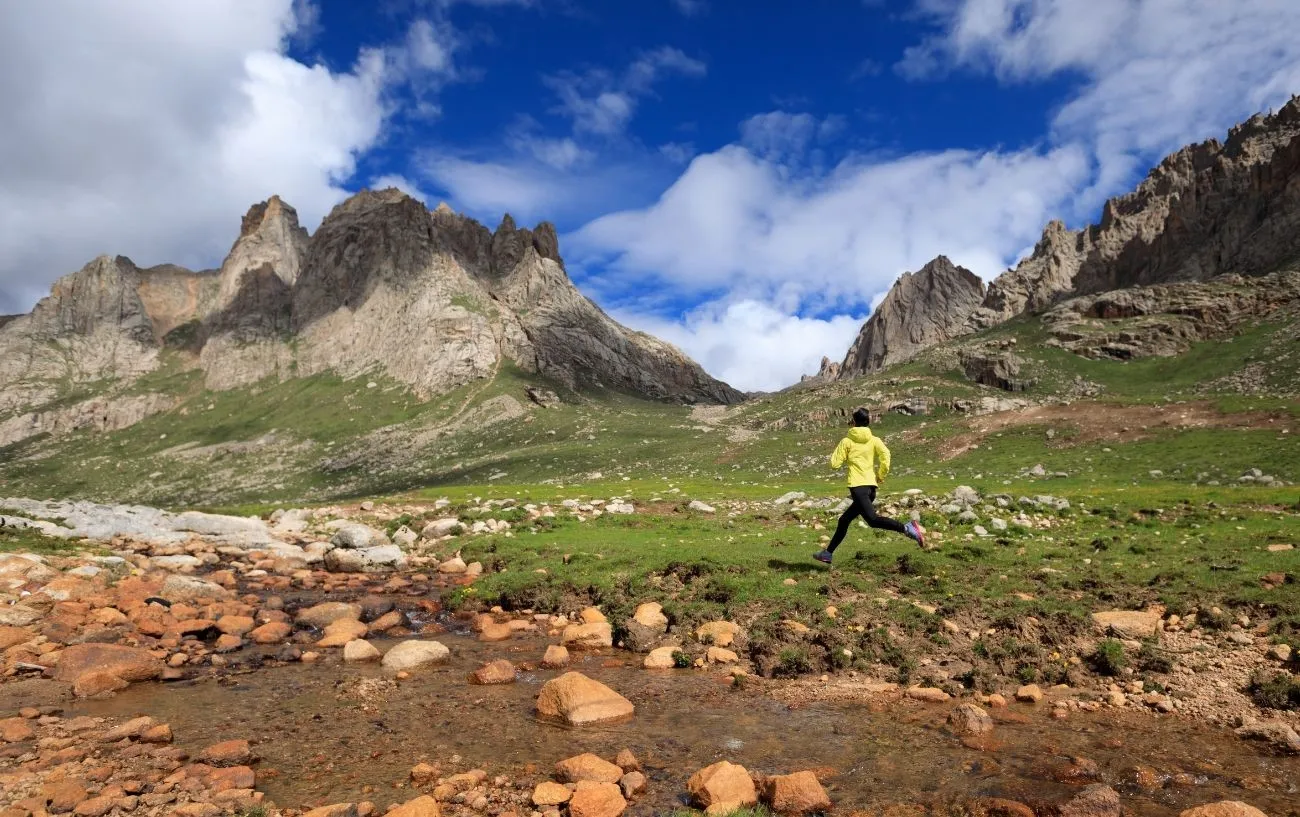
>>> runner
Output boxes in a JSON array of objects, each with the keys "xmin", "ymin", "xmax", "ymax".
[{"xmin": 813, "ymin": 407, "xmax": 925, "ymax": 565}]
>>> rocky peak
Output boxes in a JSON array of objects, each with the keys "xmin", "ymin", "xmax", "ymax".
[
  {"xmin": 28, "ymin": 255, "xmax": 154, "ymax": 344},
  {"xmin": 489, "ymin": 213, "xmax": 564, "ymax": 280},
  {"xmin": 837, "ymin": 256, "xmax": 986, "ymax": 378},
  {"xmin": 980, "ymin": 219, "xmax": 1086, "ymax": 322},
  {"xmin": 215, "ymin": 195, "xmax": 309, "ymax": 317}
]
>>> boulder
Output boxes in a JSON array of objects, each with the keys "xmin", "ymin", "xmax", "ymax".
[
  {"xmin": 541, "ymin": 644, "xmax": 569, "ymax": 668},
  {"xmin": 324, "ymin": 545, "xmax": 407, "ymax": 573},
  {"xmin": 216, "ymin": 616, "xmax": 256, "ymax": 636},
  {"xmin": 381, "ymin": 640, "xmax": 450, "ymax": 671},
  {"xmin": 199, "ymin": 739, "xmax": 253, "ymax": 767},
  {"xmin": 556, "ymin": 753, "xmax": 625, "ymax": 784},
  {"xmin": 687, "ymin": 761, "xmax": 758, "ymax": 815},
  {"xmin": 531, "ymin": 782, "xmax": 571, "ymax": 807},
  {"xmin": 696, "ymin": 621, "xmax": 740, "ymax": 647},
  {"xmin": 159, "ymin": 575, "xmax": 230, "ymax": 604},
  {"xmin": 343, "ymin": 640, "xmax": 381, "ymax": 663},
  {"xmin": 760, "ymin": 771, "xmax": 831, "ymax": 816},
  {"xmin": 947, "ymin": 703, "xmax": 994, "ymax": 736},
  {"xmin": 1016, "ymin": 684, "xmax": 1044, "ymax": 703},
  {"xmin": 295, "ymin": 602, "xmax": 362, "ymax": 629},
  {"xmin": 387, "ymin": 796, "xmax": 441, "ymax": 817},
  {"xmin": 1179, "ymin": 803, "xmax": 1270, "ymax": 817},
  {"xmin": 317, "ymin": 618, "xmax": 368, "ymax": 647},
  {"xmin": 567, "ymin": 781, "xmax": 627, "ymax": 817},
  {"xmin": 330, "ymin": 524, "xmax": 385, "ymax": 549},
  {"xmin": 469, "ymin": 660, "xmax": 517, "ymax": 685},
  {"xmin": 52, "ymin": 644, "xmax": 163, "ymax": 687},
  {"xmin": 619, "ymin": 771, "xmax": 647, "ymax": 799},
  {"xmin": 249, "ymin": 621, "xmax": 292, "ymax": 644},
  {"xmin": 73, "ymin": 671, "xmax": 130, "ymax": 697},
  {"xmin": 1091, "ymin": 610, "xmax": 1161, "ymax": 639},
  {"xmin": 536, "ymin": 672, "xmax": 635, "ymax": 726},
  {"xmin": 1235, "ymin": 720, "xmax": 1300, "ymax": 753},
  {"xmin": 1058, "ymin": 785, "xmax": 1120, "ymax": 817},
  {"xmin": 421, "ymin": 519, "xmax": 462, "ymax": 538},
  {"xmin": 644, "ymin": 647, "xmax": 678, "ymax": 670},
  {"xmin": 563, "ymin": 622, "xmax": 613, "ymax": 650},
  {"xmin": 632, "ymin": 602, "xmax": 668, "ymax": 630}
]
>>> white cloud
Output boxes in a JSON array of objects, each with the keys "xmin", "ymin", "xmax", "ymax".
[
  {"xmin": 371, "ymin": 174, "xmax": 434, "ymax": 204},
  {"xmin": 545, "ymin": 47, "xmax": 706, "ymax": 138},
  {"xmin": 0, "ymin": 0, "xmax": 463, "ymax": 314},
  {"xmin": 659, "ymin": 142, "xmax": 696, "ymax": 164},
  {"xmin": 617, "ymin": 300, "xmax": 864, "ymax": 393}
]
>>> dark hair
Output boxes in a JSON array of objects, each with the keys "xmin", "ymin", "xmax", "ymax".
[{"xmin": 852, "ymin": 407, "xmax": 871, "ymax": 427}]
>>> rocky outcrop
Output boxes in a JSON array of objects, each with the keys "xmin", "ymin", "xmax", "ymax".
[
  {"xmin": 1043, "ymin": 271, "xmax": 1300, "ymax": 359},
  {"xmin": 0, "ymin": 190, "xmax": 740, "ymax": 433},
  {"xmin": 832, "ymin": 98, "xmax": 1300, "ymax": 380},
  {"xmin": 838, "ymin": 256, "xmax": 985, "ymax": 377}
]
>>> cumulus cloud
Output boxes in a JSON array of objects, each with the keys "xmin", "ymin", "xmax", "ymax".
[
  {"xmin": 545, "ymin": 47, "xmax": 706, "ymax": 138},
  {"xmin": 616, "ymin": 300, "xmax": 864, "ymax": 393},
  {"xmin": 575, "ymin": 0, "xmax": 1300, "ymax": 391},
  {"xmin": 0, "ymin": 0, "xmax": 457, "ymax": 314}
]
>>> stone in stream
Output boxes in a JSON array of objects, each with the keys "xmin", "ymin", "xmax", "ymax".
[
  {"xmin": 216, "ymin": 616, "xmax": 256, "ymax": 636},
  {"xmin": 159, "ymin": 574, "xmax": 231, "ymax": 604},
  {"xmin": 759, "ymin": 771, "xmax": 832, "ymax": 816},
  {"xmin": 1058, "ymin": 785, "xmax": 1120, "ymax": 817},
  {"xmin": 948, "ymin": 703, "xmax": 994, "ymax": 735},
  {"xmin": 97, "ymin": 716, "xmax": 154, "ymax": 742},
  {"xmin": 249, "ymin": 621, "xmax": 292, "ymax": 644},
  {"xmin": 317, "ymin": 618, "xmax": 368, "ymax": 647},
  {"xmin": 198, "ymin": 739, "xmax": 252, "ymax": 767},
  {"xmin": 687, "ymin": 761, "xmax": 758, "ymax": 815},
  {"xmin": 1179, "ymin": 804, "xmax": 1270, "ymax": 817},
  {"xmin": 1234, "ymin": 720, "xmax": 1300, "ymax": 753},
  {"xmin": 1016, "ymin": 684, "xmax": 1044, "ymax": 703},
  {"xmin": 615, "ymin": 749, "xmax": 642, "ymax": 772},
  {"xmin": 556, "ymin": 753, "xmax": 624, "ymax": 784},
  {"xmin": 381, "ymin": 640, "xmax": 450, "ymax": 671},
  {"xmin": 1, "ymin": 717, "xmax": 35, "ymax": 742},
  {"xmin": 563, "ymin": 622, "xmax": 613, "ymax": 650},
  {"xmin": 469, "ymin": 660, "xmax": 517, "ymax": 685},
  {"xmin": 536, "ymin": 672, "xmax": 634, "ymax": 726},
  {"xmin": 52, "ymin": 644, "xmax": 163, "ymax": 691},
  {"xmin": 541, "ymin": 645, "xmax": 569, "ymax": 668},
  {"xmin": 295, "ymin": 602, "xmax": 362, "ymax": 629},
  {"xmin": 619, "ymin": 771, "xmax": 648, "ymax": 798},
  {"xmin": 343, "ymin": 640, "xmax": 381, "ymax": 663},
  {"xmin": 302, "ymin": 805, "xmax": 358, "ymax": 817},
  {"xmin": 330, "ymin": 524, "xmax": 385, "ymax": 549},
  {"xmin": 643, "ymin": 646, "xmax": 678, "ymax": 670},
  {"xmin": 905, "ymin": 686, "xmax": 950, "ymax": 703},
  {"xmin": 568, "ymin": 781, "xmax": 627, "ymax": 817}
]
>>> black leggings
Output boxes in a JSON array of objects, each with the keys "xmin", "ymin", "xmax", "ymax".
[{"xmin": 827, "ymin": 485, "xmax": 907, "ymax": 553}]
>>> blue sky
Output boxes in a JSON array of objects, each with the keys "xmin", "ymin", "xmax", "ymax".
[{"xmin": 3, "ymin": 1, "xmax": 1300, "ymax": 390}]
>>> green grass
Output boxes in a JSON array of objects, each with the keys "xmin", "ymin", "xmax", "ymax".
[{"xmin": 0, "ymin": 526, "xmax": 94, "ymax": 556}]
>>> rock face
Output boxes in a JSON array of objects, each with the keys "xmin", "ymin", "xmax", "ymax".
[
  {"xmin": 831, "ymin": 97, "xmax": 1300, "ymax": 380},
  {"xmin": 0, "ymin": 190, "xmax": 741, "ymax": 444},
  {"xmin": 838, "ymin": 256, "xmax": 986, "ymax": 377}
]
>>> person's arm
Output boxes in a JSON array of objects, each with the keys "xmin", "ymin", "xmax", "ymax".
[
  {"xmin": 830, "ymin": 438, "xmax": 848, "ymax": 470},
  {"xmin": 875, "ymin": 438, "xmax": 892, "ymax": 483}
]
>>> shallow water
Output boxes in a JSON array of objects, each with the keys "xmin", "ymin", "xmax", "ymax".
[{"xmin": 74, "ymin": 616, "xmax": 1299, "ymax": 817}]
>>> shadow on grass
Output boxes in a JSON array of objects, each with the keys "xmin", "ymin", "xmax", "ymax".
[{"xmin": 767, "ymin": 558, "xmax": 826, "ymax": 572}]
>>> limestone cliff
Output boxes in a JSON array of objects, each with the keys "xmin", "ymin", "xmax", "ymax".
[{"xmin": 837, "ymin": 256, "xmax": 986, "ymax": 377}]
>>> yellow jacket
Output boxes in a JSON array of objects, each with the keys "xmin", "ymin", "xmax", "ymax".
[{"xmin": 830, "ymin": 427, "xmax": 891, "ymax": 487}]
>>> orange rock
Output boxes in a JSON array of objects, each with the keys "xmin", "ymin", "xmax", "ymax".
[
  {"xmin": 216, "ymin": 616, "xmax": 256, "ymax": 636},
  {"xmin": 567, "ymin": 782, "xmax": 627, "ymax": 817},
  {"xmin": 198, "ymin": 739, "xmax": 252, "ymax": 767},
  {"xmin": 687, "ymin": 761, "xmax": 757, "ymax": 814},
  {"xmin": 42, "ymin": 779, "xmax": 88, "ymax": 814},
  {"xmin": 0, "ymin": 625, "xmax": 33, "ymax": 650},
  {"xmin": 541, "ymin": 644, "xmax": 569, "ymax": 668},
  {"xmin": 555, "ymin": 753, "xmax": 624, "ymax": 784},
  {"xmin": 1179, "ymin": 804, "xmax": 1269, "ymax": 817},
  {"xmin": 249, "ymin": 621, "xmax": 292, "ymax": 644},
  {"xmin": 469, "ymin": 660, "xmax": 517, "ymax": 685},
  {"xmin": 141, "ymin": 724, "xmax": 173, "ymax": 744},
  {"xmin": 0, "ymin": 717, "xmax": 35, "ymax": 743},
  {"xmin": 531, "ymin": 782, "xmax": 572, "ymax": 807},
  {"xmin": 386, "ymin": 795, "xmax": 441, "ymax": 817},
  {"xmin": 207, "ymin": 766, "xmax": 256, "ymax": 791},
  {"xmin": 536, "ymin": 672, "xmax": 634, "ymax": 727},
  {"xmin": 73, "ymin": 795, "xmax": 116, "ymax": 817},
  {"xmin": 760, "ymin": 771, "xmax": 831, "ymax": 816},
  {"xmin": 317, "ymin": 618, "xmax": 368, "ymax": 648},
  {"xmin": 214, "ymin": 634, "xmax": 243, "ymax": 653},
  {"xmin": 52, "ymin": 643, "xmax": 163, "ymax": 684},
  {"xmin": 73, "ymin": 671, "xmax": 130, "ymax": 698}
]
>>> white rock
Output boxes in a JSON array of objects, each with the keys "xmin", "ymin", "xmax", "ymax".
[
  {"xmin": 687, "ymin": 500, "xmax": 716, "ymax": 513},
  {"xmin": 381, "ymin": 640, "xmax": 450, "ymax": 671}
]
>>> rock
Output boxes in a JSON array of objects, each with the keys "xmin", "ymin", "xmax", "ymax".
[
  {"xmin": 1091, "ymin": 610, "xmax": 1161, "ymax": 639},
  {"xmin": 421, "ymin": 519, "xmax": 463, "ymax": 538},
  {"xmin": 615, "ymin": 749, "xmax": 641, "ymax": 772},
  {"xmin": 707, "ymin": 647, "xmax": 739, "ymax": 664},
  {"xmin": 0, "ymin": 717, "xmax": 35, "ymax": 742},
  {"xmin": 567, "ymin": 782, "xmax": 627, "ymax": 817},
  {"xmin": 632, "ymin": 602, "xmax": 668, "ymax": 630},
  {"xmin": 386, "ymin": 796, "xmax": 441, "ymax": 817},
  {"xmin": 774, "ymin": 492, "xmax": 806, "ymax": 505},
  {"xmin": 214, "ymin": 633, "xmax": 243, "ymax": 652},
  {"xmin": 74, "ymin": 671, "xmax": 130, "ymax": 697},
  {"xmin": 478, "ymin": 621, "xmax": 513, "ymax": 642},
  {"xmin": 905, "ymin": 686, "xmax": 950, "ymax": 703},
  {"xmin": 0, "ymin": 624, "xmax": 32, "ymax": 649},
  {"xmin": 302, "ymin": 805, "xmax": 358, "ymax": 817},
  {"xmin": 74, "ymin": 796, "xmax": 116, "ymax": 817},
  {"xmin": 531, "ymin": 782, "xmax": 571, "ymax": 807},
  {"xmin": 343, "ymin": 640, "xmax": 381, "ymax": 662},
  {"xmin": 317, "ymin": 618, "xmax": 369, "ymax": 647},
  {"xmin": 687, "ymin": 761, "xmax": 758, "ymax": 815},
  {"xmin": 947, "ymin": 703, "xmax": 994, "ymax": 735},
  {"xmin": 438, "ymin": 556, "xmax": 467, "ymax": 575},
  {"xmin": 199, "ymin": 739, "xmax": 252, "ymax": 767},
  {"xmin": 216, "ymin": 615, "xmax": 256, "ymax": 636},
  {"xmin": 381, "ymin": 640, "xmax": 450, "ymax": 671},
  {"xmin": 555, "ymin": 753, "xmax": 624, "ymax": 784},
  {"xmin": 331, "ymin": 523, "xmax": 385, "ymax": 549},
  {"xmin": 1268, "ymin": 643, "xmax": 1292, "ymax": 662},
  {"xmin": 141, "ymin": 723, "xmax": 173, "ymax": 743},
  {"xmin": 1235, "ymin": 720, "xmax": 1300, "ymax": 753},
  {"xmin": 563, "ymin": 622, "xmax": 613, "ymax": 650},
  {"xmin": 760, "ymin": 771, "xmax": 832, "ymax": 816},
  {"xmin": 688, "ymin": 500, "xmax": 716, "ymax": 513},
  {"xmin": 839, "ymin": 256, "xmax": 988, "ymax": 377},
  {"xmin": 52, "ymin": 643, "xmax": 163, "ymax": 688},
  {"xmin": 42, "ymin": 779, "xmax": 88, "ymax": 813},
  {"xmin": 392, "ymin": 526, "xmax": 418, "ymax": 547},
  {"xmin": 952, "ymin": 485, "xmax": 981, "ymax": 505},
  {"xmin": 644, "ymin": 647, "xmax": 679, "ymax": 669},
  {"xmin": 1016, "ymin": 684, "xmax": 1044, "ymax": 703},
  {"xmin": 1058, "ymin": 785, "xmax": 1121, "ymax": 817},
  {"xmin": 470, "ymin": 660, "xmax": 517, "ymax": 685},
  {"xmin": 541, "ymin": 644, "xmax": 569, "ymax": 668},
  {"xmin": 159, "ymin": 575, "xmax": 230, "ymax": 604},
  {"xmin": 1179, "ymin": 803, "xmax": 1270, "ymax": 817},
  {"xmin": 249, "ymin": 621, "xmax": 292, "ymax": 644},
  {"xmin": 619, "ymin": 771, "xmax": 647, "ymax": 799},
  {"xmin": 536, "ymin": 672, "xmax": 635, "ymax": 726},
  {"xmin": 696, "ymin": 621, "xmax": 740, "ymax": 647},
  {"xmin": 324, "ymin": 545, "xmax": 407, "ymax": 573},
  {"xmin": 296, "ymin": 602, "xmax": 363, "ymax": 629}
]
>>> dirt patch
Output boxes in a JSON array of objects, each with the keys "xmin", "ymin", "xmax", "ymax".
[{"xmin": 919, "ymin": 401, "xmax": 1295, "ymax": 461}]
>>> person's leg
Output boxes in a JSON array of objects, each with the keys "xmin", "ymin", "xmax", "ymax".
[
  {"xmin": 825, "ymin": 494, "xmax": 864, "ymax": 554},
  {"xmin": 857, "ymin": 485, "xmax": 909, "ymax": 535}
]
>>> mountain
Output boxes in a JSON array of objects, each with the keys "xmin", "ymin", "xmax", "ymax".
[
  {"xmin": 0, "ymin": 190, "xmax": 741, "ymax": 442},
  {"xmin": 828, "ymin": 96, "xmax": 1300, "ymax": 378}
]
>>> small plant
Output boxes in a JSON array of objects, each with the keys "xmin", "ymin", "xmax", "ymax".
[
  {"xmin": 1090, "ymin": 638, "xmax": 1128, "ymax": 676},
  {"xmin": 773, "ymin": 647, "xmax": 812, "ymax": 678},
  {"xmin": 237, "ymin": 807, "xmax": 267, "ymax": 817},
  {"xmin": 1016, "ymin": 664, "xmax": 1039, "ymax": 684},
  {"xmin": 1247, "ymin": 669, "xmax": 1300, "ymax": 711},
  {"xmin": 1137, "ymin": 639, "xmax": 1174, "ymax": 673},
  {"xmin": 672, "ymin": 650, "xmax": 692, "ymax": 669}
]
